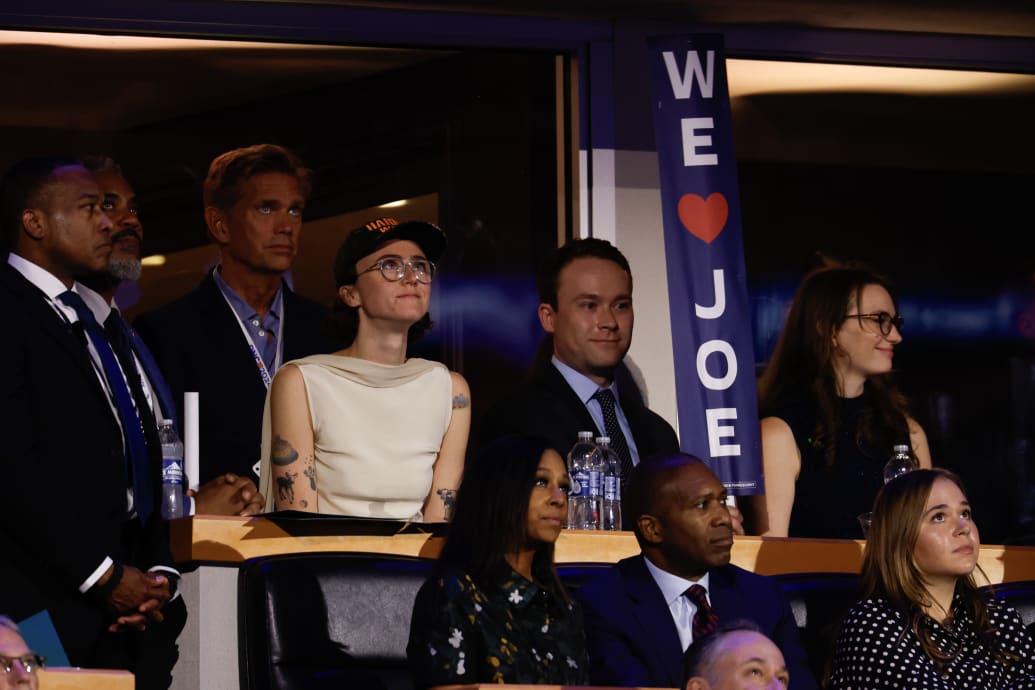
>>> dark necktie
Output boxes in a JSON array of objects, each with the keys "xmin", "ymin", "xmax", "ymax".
[
  {"xmin": 685, "ymin": 584, "xmax": 719, "ymax": 641},
  {"xmin": 592, "ymin": 388, "xmax": 635, "ymax": 482},
  {"xmin": 59, "ymin": 291, "xmax": 154, "ymax": 522},
  {"xmin": 105, "ymin": 309, "xmax": 179, "ymax": 432}
]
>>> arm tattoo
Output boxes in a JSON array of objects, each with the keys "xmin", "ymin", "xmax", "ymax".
[
  {"xmin": 437, "ymin": 488, "xmax": 457, "ymax": 513},
  {"xmin": 303, "ymin": 462, "xmax": 316, "ymax": 491},
  {"xmin": 451, "ymin": 394, "xmax": 469, "ymax": 410},
  {"xmin": 276, "ymin": 471, "xmax": 297, "ymax": 503},
  {"xmin": 271, "ymin": 435, "xmax": 299, "ymax": 466}
]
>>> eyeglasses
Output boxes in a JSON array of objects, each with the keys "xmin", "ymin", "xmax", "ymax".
[
  {"xmin": 361, "ymin": 255, "xmax": 436, "ymax": 284},
  {"xmin": 843, "ymin": 311, "xmax": 904, "ymax": 336},
  {"xmin": 0, "ymin": 653, "xmax": 45, "ymax": 675}
]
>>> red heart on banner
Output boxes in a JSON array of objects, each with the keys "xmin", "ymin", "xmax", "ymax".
[{"xmin": 677, "ymin": 192, "xmax": 729, "ymax": 244}]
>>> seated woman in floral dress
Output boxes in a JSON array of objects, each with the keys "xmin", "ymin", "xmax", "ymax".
[{"xmin": 407, "ymin": 434, "xmax": 588, "ymax": 687}]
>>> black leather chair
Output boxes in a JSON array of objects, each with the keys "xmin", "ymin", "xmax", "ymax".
[
  {"xmin": 238, "ymin": 552, "xmax": 435, "ymax": 690},
  {"xmin": 773, "ymin": 572, "xmax": 862, "ymax": 688}
]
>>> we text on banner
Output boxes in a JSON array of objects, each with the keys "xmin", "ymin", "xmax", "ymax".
[{"xmin": 646, "ymin": 33, "xmax": 762, "ymax": 494}]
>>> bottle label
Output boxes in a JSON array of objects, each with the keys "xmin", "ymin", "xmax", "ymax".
[
  {"xmin": 162, "ymin": 458, "xmax": 184, "ymax": 485},
  {"xmin": 571, "ymin": 470, "xmax": 589, "ymax": 498},
  {"xmin": 586, "ymin": 469, "xmax": 602, "ymax": 498},
  {"xmin": 603, "ymin": 476, "xmax": 620, "ymax": 501}
]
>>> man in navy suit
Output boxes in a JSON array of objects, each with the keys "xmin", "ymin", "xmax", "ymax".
[
  {"xmin": 134, "ymin": 144, "xmax": 335, "ymax": 485},
  {"xmin": 479, "ymin": 238, "xmax": 679, "ymax": 488},
  {"xmin": 574, "ymin": 454, "xmax": 818, "ymax": 690},
  {"xmin": 0, "ymin": 156, "xmax": 179, "ymax": 687},
  {"xmin": 79, "ymin": 155, "xmax": 264, "ymax": 517}
]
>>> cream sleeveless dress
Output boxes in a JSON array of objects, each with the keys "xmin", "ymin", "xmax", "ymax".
[{"xmin": 259, "ymin": 354, "xmax": 453, "ymax": 520}]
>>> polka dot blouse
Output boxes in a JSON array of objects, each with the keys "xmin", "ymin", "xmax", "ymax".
[{"xmin": 830, "ymin": 594, "xmax": 1035, "ymax": 689}]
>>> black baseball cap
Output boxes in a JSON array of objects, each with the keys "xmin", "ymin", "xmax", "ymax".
[{"xmin": 333, "ymin": 216, "xmax": 447, "ymax": 286}]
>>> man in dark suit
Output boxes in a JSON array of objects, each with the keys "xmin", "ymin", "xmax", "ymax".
[
  {"xmin": 79, "ymin": 155, "xmax": 264, "ymax": 517},
  {"xmin": 0, "ymin": 156, "xmax": 178, "ymax": 687},
  {"xmin": 574, "ymin": 454, "xmax": 818, "ymax": 690},
  {"xmin": 480, "ymin": 237, "xmax": 679, "ymax": 477},
  {"xmin": 134, "ymin": 144, "xmax": 334, "ymax": 485}
]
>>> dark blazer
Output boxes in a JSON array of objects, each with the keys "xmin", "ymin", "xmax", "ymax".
[
  {"xmin": 574, "ymin": 555, "xmax": 818, "ymax": 690},
  {"xmin": 479, "ymin": 361, "xmax": 679, "ymax": 461},
  {"xmin": 133, "ymin": 270, "xmax": 335, "ymax": 483},
  {"xmin": 0, "ymin": 262, "xmax": 175, "ymax": 665}
]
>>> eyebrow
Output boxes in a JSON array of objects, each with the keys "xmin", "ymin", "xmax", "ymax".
[
  {"xmin": 924, "ymin": 500, "xmax": 970, "ymax": 516},
  {"xmin": 739, "ymin": 658, "xmax": 788, "ymax": 672}
]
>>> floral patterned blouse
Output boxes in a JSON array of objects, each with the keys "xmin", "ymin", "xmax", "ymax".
[
  {"xmin": 831, "ymin": 593, "xmax": 1035, "ymax": 690},
  {"xmin": 407, "ymin": 565, "xmax": 589, "ymax": 688}
]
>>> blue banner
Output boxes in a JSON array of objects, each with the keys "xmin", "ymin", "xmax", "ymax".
[{"xmin": 646, "ymin": 33, "xmax": 762, "ymax": 494}]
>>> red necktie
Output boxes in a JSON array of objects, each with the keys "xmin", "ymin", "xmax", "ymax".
[{"xmin": 685, "ymin": 584, "xmax": 718, "ymax": 640}]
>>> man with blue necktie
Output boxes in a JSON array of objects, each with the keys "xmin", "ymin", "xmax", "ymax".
[
  {"xmin": 480, "ymin": 238, "xmax": 681, "ymax": 528},
  {"xmin": 0, "ymin": 156, "xmax": 178, "ymax": 688},
  {"xmin": 77, "ymin": 156, "xmax": 265, "ymax": 518}
]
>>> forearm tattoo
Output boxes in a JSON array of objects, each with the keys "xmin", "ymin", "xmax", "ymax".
[
  {"xmin": 303, "ymin": 461, "xmax": 316, "ymax": 491},
  {"xmin": 437, "ymin": 488, "xmax": 457, "ymax": 513},
  {"xmin": 271, "ymin": 435, "xmax": 299, "ymax": 466},
  {"xmin": 276, "ymin": 471, "xmax": 297, "ymax": 504},
  {"xmin": 452, "ymin": 394, "xmax": 469, "ymax": 409}
]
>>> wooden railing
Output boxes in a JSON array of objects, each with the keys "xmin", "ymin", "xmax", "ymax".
[{"xmin": 170, "ymin": 515, "xmax": 1035, "ymax": 585}]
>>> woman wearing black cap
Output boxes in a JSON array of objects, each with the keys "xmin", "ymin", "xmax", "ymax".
[{"xmin": 257, "ymin": 216, "xmax": 469, "ymax": 521}]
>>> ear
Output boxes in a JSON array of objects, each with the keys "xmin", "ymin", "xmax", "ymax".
[
  {"xmin": 205, "ymin": 207, "xmax": 229, "ymax": 244},
  {"xmin": 21, "ymin": 208, "xmax": 45, "ymax": 240},
  {"xmin": 638, "ymin": 514, "xmax": 663, "ymax": 545},
  {"xmin": 538, "ymin": 303, "xmax": 556, "ymax": 333},
  {"xmin": 339, "ymin": 285, "xmax": 360, "ymax": 308},
  {"xmin": 686, "ymin": 678, "xmax": 710, "ymax": 690}
]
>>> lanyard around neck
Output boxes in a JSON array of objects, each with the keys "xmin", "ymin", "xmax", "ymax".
[{"xmin": 215, "ymin": 271, "xmax": 285, "ymax": 389}]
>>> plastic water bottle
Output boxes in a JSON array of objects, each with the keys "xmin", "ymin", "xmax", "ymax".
[
  {"xmin": 159, "ymin": 419, "xmax": 185, "ymax": 519},
  {"xmin": 883, "ymin": 443, "xmax": 917, "ymax": 484},
  {"xmin": 597, "ymin": 436, "xmax": 622, "ymax": 531},
  {"xmin": 567, "ymin": 431, "xmax": 602, "ymax": 530}
]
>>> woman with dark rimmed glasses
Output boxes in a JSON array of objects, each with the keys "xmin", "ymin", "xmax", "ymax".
[
  {"xmin": 258, "ymin": 216, "xmax": 470, "ymax": 521},
  {"xmin": 749, "ymin": 264, "xmax": 932, "ymax": 538}
]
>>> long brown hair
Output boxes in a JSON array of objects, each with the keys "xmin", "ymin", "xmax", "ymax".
[
  {"xmin": 758, "ymin": 265, "xmax": 910, "ymax": 466},
  {"xmin": 861, "ymin": 468, "xmax": 1014, "ymax": 671}
]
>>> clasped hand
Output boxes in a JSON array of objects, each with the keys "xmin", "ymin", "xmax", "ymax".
[{"xmin": 106, "ymin": 566, "xmax": 171, "ymax": 632}]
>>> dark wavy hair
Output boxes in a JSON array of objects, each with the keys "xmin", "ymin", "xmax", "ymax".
[
  {"xmin": 862, "ymin": 468, "xmax": 1016, "ymax": 672},
  {"xmin": 757, "ymin": 265, "xmax": 911, "ymax": 467},
  {"xmin": 438, "ymin": 433, "xmax": 569, "ymax": 604}
]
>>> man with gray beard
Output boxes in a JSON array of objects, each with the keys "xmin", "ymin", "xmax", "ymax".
[{"xmin": 77, "ymin": 156, "xmax": 265, "ymax": 517}]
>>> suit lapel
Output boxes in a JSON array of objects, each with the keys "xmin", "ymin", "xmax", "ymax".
[
  {"xmin": 1, "ymin": 264, "xmax": 111, "ymax": 406},
  {"xmin": 620, "ymin": 556, "xmax": 685, "ymax": 687},
  {"xmin": 538, "ymin": 363, "xmax": 602, "ymax": 436}
]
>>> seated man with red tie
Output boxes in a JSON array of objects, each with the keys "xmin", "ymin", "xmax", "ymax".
[{"xmin": 574, "ymin": 453, "xmax": 817, "ymax": 689}]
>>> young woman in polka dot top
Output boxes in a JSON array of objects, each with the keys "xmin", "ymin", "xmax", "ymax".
[{"xmin": 830, "ymin": 468, "xmax": 1035, "ymax": 689}]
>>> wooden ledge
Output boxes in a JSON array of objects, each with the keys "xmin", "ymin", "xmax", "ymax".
[
  {"xmin": 37, "ymin": 667, "xmax": 134, "ymax": 689},
  {"xmin": 170, "ymin": 515, "xmax": 1035, "ymax": 584}
]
